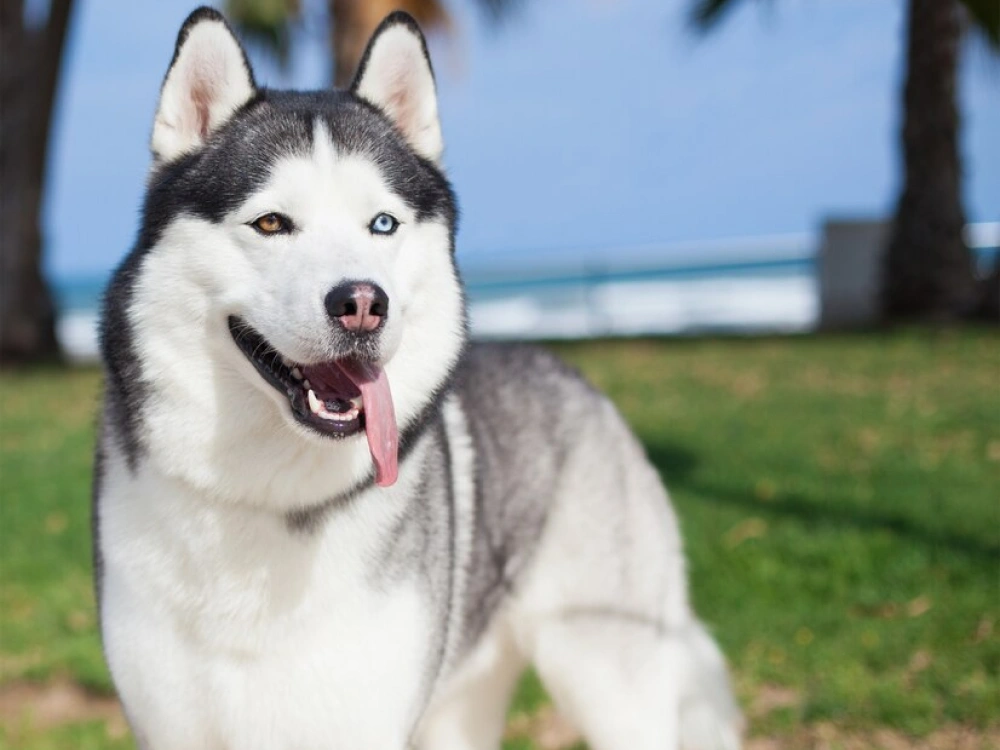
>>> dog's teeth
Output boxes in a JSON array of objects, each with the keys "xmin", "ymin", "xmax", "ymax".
[
  {"xmin": 291, "ymin": 367, "xmax": 302, "ymax": 380},
  {"xmin": 317, "ymin": 406, "xmax": 359, "ymax": 422},
  {"xmin": 303, "ymin": 379, "xmax": 312, "ymax": 390},
  {"xmin": 307, "ymin": 389, "xmax": 322, "ymax": 414},
  {"xmin": 281, "ymin": 356, "xmax": 292, "ymax": 367}
]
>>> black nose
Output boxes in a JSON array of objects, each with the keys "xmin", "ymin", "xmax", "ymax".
[{"xmin": 325, "ymin": 281, "xmax": 389, "ymax": 333}]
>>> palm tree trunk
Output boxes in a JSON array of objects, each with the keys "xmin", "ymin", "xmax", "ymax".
[
  {"xmin": 327, "ymin": 0, "xmax": 398, "ymax": 87},
  {"xmin": 327, "ymin": 0, "xmax": 449, "ymax": 87},
  {"xmin": 882, "ymin": 0, "xmax": 975, "ymax": 321},
  {"xmin": 0, "ymin": 0, "xmax": 74, "ymax": 363}
]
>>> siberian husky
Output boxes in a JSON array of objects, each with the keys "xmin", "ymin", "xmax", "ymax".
[{"xmin": 94, "ymin": 8, "xmax": 743, "ymax": 749}]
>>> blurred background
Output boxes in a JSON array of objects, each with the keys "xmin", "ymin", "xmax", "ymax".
[{"xmin": 1, "ymin": 0, "xmax": 998, "ymax": 748}]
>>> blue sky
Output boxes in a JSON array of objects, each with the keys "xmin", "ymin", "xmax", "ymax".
[{"xmin": 45, "ymin": 0, "xmax": 999, "ymax": 278}]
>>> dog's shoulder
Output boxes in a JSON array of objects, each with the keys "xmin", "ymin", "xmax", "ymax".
[{"xmin": 456, "ymin": 342, "xmax": 596, "ymax": 404}]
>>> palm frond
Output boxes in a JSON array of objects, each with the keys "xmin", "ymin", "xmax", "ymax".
[
  {"xmin": 958, "ymin": 0, "xmax": 1000, "ymax": 49},
  {"xmin": 225, "ymin": 0, "xmax": 301, "ymax": 66},
  {"xmin": 690, "ymin": 0, "xmax": 737, "ymax": 30},
  {"xmin": 688, "ymin": 0, "xmax": 771, "ymax": 32},
  {"xmin": 472, "ymin": 0, "xmax": 524, "ymax": 24}
]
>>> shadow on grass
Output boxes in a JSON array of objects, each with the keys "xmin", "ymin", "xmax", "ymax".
[
  {"xmin": 644, "ymin": 441, "xmax": 701, "ymax": 486},
  {"xmin": 644, "ymin": 438, "xmax": 1000, "ymax": 562}
]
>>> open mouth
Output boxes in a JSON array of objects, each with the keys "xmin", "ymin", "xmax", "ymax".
[{"xmin": 228, "ymin": 316, "xmax": 398, "ymax": 486}]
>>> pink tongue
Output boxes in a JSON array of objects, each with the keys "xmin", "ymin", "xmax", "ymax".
[{"xmin": 336, "ymin": 361, "xmax": 398, "ymax": 487}]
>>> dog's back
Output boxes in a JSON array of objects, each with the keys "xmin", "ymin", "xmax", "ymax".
[{"xmin": 417, "ymin": 343, "xmax": 743, "ymax": 748}]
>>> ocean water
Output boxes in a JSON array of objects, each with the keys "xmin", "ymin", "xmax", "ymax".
[{"xmin": 464, "ymin": 259, "xmax": 817, "ymax": 340}]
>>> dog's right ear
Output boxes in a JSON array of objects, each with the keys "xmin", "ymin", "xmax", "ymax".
[
  {"xmin": 351, "ymin": 12, "xmax": 443, "ymax": 164},
  {"xmin": 151, "ymin": 7, "xmax": 257, "ymax": 164}
]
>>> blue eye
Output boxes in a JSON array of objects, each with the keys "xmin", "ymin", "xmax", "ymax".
[{"xmin": 369, "ymin": 213, "xmax": 399, "ymax": 236}]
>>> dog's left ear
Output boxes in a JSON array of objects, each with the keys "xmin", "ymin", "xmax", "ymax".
[
  {"xmin": 151, "ymin": 7, "xmax": 257, "ymax": 163},
  {"xmin": 351, "ymin": 12, "xmax": 443, "ymax": 164}
]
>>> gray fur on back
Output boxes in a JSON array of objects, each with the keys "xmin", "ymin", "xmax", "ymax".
[{"xmin": 454, "ymin": 342, "xmax": 602, "ymax": 651}]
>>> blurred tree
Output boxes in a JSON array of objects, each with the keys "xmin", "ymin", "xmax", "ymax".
[
  {"xmin": 691, "ymin": 0, "xmax": 999, "ymax": 322},
  {"xmin": 228, "ymin": 0, "xmax": 520, "ymax": 85},
  {"xmin": 0, "ymin": 0, "xmax": 74, "ymax": 363},
  {"xmin": 227, "ymin": 0, "xmax": 453, "ymax": 87}
]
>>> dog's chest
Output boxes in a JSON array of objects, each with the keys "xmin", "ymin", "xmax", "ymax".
[{"xmin": 99, "ymin": 470, "xmax": 437, "ymax": 749}]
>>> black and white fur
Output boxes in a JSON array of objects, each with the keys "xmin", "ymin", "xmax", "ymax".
[{"xmin": 94, "ymin": 9, "xmax": 743, "ymax": 749}]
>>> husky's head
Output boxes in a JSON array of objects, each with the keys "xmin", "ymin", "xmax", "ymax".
[{"xmin": 101, "ymin": 8, "xmax": 464, "ymax": 507}]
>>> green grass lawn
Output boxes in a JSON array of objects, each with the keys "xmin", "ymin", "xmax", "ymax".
[{"xmin": 2, "ymin": 330, "xmax": 998, "ymax": 748}]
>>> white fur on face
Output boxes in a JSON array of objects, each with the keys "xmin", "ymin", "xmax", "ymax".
[
  {"xmin": 354, "ymin": 24, "xmax": 443, "ymax": 164},
  {"xmin": 230, "ymin": 127, "xmax": 410, "ymax": 365},
  {"xmin": 151, "ymin": 18, "xmax": 255, "ymax": 163},
  {"xmin": 129, "ymin": 122, "xmax": 463, "ymax": 508}
]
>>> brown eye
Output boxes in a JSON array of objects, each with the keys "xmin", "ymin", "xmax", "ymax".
[{"xmin": 251, "ymin": 213, "xmax": 291, "ymax": 235}]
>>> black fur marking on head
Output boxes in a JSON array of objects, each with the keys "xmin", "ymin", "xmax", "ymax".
[
  {"xmin": 143, "ymin": 87, "xmax": 457, "ymax": 247},
  {"xmin": 329, "ymin": 100, "xmax": 456, "ymax": 229},
  {"xmin": 144, "ymin": 96, "xmax": 315, "ymax": 240}
]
